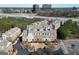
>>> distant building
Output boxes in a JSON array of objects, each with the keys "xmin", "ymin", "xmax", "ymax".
[
  {"xmin": 2, "ymin": 8, "xmax": 29, "ymax": 13},
  {"xmin": 2, "ymin": 27, "xmax": 21, "ymax": 43},
  {"xmin": 0, "ymin": 9, "xmax": 3, "ymax": 13},
  {"xmin": 42, "ymin": 4, "xmax": 51, "ymax": 9},
  {"xmin": 32, "ymin": 4, "xmax": 40, "ymax": 13}
]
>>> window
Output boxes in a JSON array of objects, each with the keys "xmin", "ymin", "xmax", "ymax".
[
  {"xmin": 45, "ymin": 33, "xmax": 46, "ymax": 35},
  {"xmin": 46, "ymin": 39, "xmax": 47, "ymax": 41},
  {"xmin": 48, "ymin": 29, "xmax": 50, "ymax": 31},
  {"xmin": 47, "ymin": 33, "xmax": 49, "ymax": 35},
  {"xmin": 34, "ymin": 33, "xmax": 36, "ymax": 35},
  {"xmin": 43, "ymin": 28, "xmax": 46, "ymax": 31},
  {"xmin": 37, "ymin": 29, "xmax": 40, "ymax": 31},
  {"xmin": 39, "ymin": 33, "xmax": 40, "ymax": 35},
  {"xmin": 42, "ymin": 33, "xmax": 44, "ymax": 35}
]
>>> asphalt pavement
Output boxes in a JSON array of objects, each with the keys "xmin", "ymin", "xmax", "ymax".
[{"xmin": 13, "ymin": 39, "xmax": 30, "ymax": 55}]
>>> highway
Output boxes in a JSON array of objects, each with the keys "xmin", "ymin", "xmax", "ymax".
[
  {"xmin": 0, "ymin": 13, "xmax": 36, "ymax": 19},
  {"xmin": 0, "ymin": 13, "xmax": 79, "ymax": 22}
]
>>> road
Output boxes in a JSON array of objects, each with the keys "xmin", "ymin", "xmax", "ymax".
[
  {"xmin": 13, "ymin": 39, "xmax": 30, "ymax": 55},
  {"xmin": 62, "ymin": 40, "xmax": 79, "ymax": 55},
  {"xmin": 60, "ymin": 40, "xmax": 69, "ymax": 55},
  {"xmin": 0, "ymin": 13, "xmax": 79, "ymax": 22}
]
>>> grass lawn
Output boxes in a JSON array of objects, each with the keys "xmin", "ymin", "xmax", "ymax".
[
  {"xmin": 0, "ymin": 17, "xmax": 41, "ymax": 33},
  {"xmin": 58, "ymin": 20, "xmax": 79, "ymax": 39}
]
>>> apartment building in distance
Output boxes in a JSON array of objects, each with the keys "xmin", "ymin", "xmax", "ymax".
[
  {"xmin": 42, "ymin": 4, "xmax": 52, "ymax": 9},
  {"xmin": 22, "ymin": 19, "xmax": 60, "ymax": 43},
  {"xmin": 32, "ymin": 4, "xmax": 40, "ymax": 13},
  {"xmin": 1, "ymin": 8, "xmax": 30, "ymax": 13},
  {"xmin": 2, "ymin": 27, "xmax": 21, "ymax": 43}
]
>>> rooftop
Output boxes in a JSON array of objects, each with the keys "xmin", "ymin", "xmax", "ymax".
[{"xmin": 2, "ymin": 27, "xmax": 21, "ymax": 36}]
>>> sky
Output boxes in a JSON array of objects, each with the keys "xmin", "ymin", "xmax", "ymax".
[{"xmin": 0, "ymin": 4, "xmax": 79, "ymax": 8}]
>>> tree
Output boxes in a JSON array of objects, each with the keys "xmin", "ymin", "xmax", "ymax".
[
  {"xmin": 73, "ymin": 6, "xmax": 77, "ymax": 10},
  {"xmin": 57, "ymin": 27, "xmax": 68, "ymax": 39}
]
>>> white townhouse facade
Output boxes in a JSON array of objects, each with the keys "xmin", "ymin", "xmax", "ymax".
[
  {"xmin": 0, "ymin": 38, "xmax": 13, "ymax": 55},
  {"xmin": 2, "ymin": 27, "xmax": 21, "ymax": 42},
  {"xmin": 22, "ymin": 19, "xmax": 60, "ymax": 42}
]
